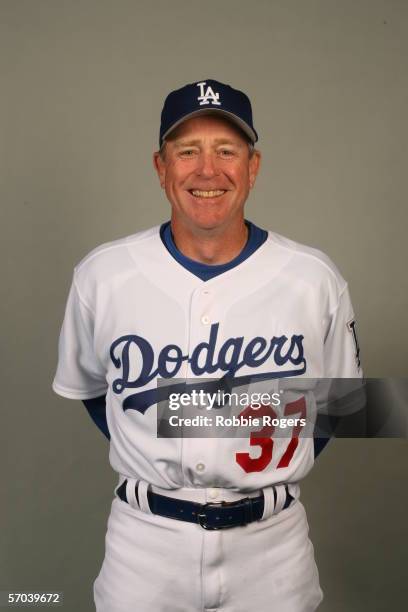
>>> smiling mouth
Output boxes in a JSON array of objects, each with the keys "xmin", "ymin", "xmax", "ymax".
[{"xmin": 189, "ymin": 189, "xmax": 226, "ymax": 198}]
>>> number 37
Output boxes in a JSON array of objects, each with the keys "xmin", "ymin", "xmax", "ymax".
[{"xmin": 236, "ymin": 397, "xmax": 306, "ymax": 473}]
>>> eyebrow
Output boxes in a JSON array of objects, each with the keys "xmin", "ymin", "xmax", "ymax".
[{"xmin": 174, "ymin": 138, "xmax": 244, "ymax": 148}]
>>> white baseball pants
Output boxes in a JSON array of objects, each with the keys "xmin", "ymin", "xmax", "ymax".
[{"xmin": 93, "ymin": 483, "xmax": 323, "ymax": 612}]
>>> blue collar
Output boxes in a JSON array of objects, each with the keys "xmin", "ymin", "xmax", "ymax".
[{"xmin": 160, "ymin": 220, "xmax": 268, "ymax": 281}]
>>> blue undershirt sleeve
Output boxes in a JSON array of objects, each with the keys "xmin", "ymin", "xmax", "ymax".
[
  {"xmin": 313, "ymin": 414, "xmax": 340, "ymax": 459},
  {"xmin": 82, "ymin": 394, "xmax": 110, "ymax": 440}
]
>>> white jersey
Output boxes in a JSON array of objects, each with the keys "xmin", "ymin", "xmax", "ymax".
[{"xmin": 52, "ymin": 225, "xmax": 362, "ymax": 496}]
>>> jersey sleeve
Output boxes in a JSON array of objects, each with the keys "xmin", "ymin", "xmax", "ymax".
[
  {"xmin": 323, "ymin": 284, "xmax": 362, "ymax": 378},
  {"xmin": 316, "ymin": 284, "xmax": 365, "ymax": 416},
  {"xmin": 52, "ymin": 273, "xmax": 108, "ymax": 400}
]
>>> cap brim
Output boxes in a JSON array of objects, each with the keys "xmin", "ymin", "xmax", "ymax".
[{"xmin": 161, "ymin": 108, "xmax": 257, "ymax": 144}]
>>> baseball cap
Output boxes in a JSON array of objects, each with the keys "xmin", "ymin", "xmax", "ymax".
[{"xmin": 159, "ymin": 79, "xmax": 258, "ymax": 147}]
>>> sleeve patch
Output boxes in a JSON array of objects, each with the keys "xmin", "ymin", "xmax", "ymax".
[{"xmin": 347, "ymin": 319, "xmax": 361, "ymax": 370}]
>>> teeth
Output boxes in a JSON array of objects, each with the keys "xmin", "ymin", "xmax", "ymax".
[{"xmin": 191, "ymin": 189, "xmax": 225, "ymax": 198}]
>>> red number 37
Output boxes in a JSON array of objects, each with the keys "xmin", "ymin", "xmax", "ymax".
[{"xmin": 235, "ymin": 397, "xmax": 306, "ymax": 473}]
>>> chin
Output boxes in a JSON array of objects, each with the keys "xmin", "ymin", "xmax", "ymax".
[{"xmin": 188, "ymin": 212, "xmax": 229, "ymax": 232}]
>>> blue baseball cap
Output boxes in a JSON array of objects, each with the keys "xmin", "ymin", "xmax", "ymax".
[{"xmin": 159, "ymin": 79, "xmax": 258, "ymax": 147}]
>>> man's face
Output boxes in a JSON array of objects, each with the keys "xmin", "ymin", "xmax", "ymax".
[{"xmin": 153, "ymin": 115, "xmax": 261, "ymax": 233}]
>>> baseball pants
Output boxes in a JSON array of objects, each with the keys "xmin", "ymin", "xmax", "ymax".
[{"xmin": 93, "ymin": 484, "xmax": 323, "ymax": 612}]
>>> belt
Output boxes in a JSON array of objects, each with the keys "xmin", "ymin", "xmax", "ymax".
[{"xmin": 116, "ymin": 481, "xmax": 294, "ymax": 530}]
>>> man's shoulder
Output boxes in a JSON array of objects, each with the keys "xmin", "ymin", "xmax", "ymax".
[
  {"xmin": 264, "ymin": 230, "xmax": 347, "ymax": 290},
  {"xmin": 75, "ymin": 225, "xmax": 160, "ymax": 271},
  {"xmin": 72, "ymin": 225, "xmax": 162, "ymax": 295}
]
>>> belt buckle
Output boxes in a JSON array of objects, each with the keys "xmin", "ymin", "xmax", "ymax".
[
  {"xmin": 197, "ymin": 502, "xmax": 225, "ymax": 530},
  {"xmin": 197, "ymin": 499, "xmax": 249, "ymax": 530}
]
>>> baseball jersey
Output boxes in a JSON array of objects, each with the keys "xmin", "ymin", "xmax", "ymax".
[{"xmin": 52, "ymin": 224, "xmax": 362, "ymax": 494}]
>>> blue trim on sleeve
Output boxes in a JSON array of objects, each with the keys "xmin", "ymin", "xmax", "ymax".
[{"xmin": 160, "ymin": 220, "xmax": 268, "ymax": 281}]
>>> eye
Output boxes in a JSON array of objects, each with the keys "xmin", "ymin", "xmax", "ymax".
[
  {"xmin": 218, "ymin": 148, "xmax": 235, "ymax": 158},
  {"xmin": 179, "ymin": 148, "xmax": 198, "ymax": 158}
]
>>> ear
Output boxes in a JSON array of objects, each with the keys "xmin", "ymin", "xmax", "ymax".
[
  {"xmin": 153, "ymin": 151, "xmax": 166, "ymax": 188},
  {"xmin": 249, "ymin": 149, "xmax": 261, "ymax": 189}
]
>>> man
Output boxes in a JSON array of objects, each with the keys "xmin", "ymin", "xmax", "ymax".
[{"xmin": 53, "ymin": 79, "xmax": 362, "ymax": 611}]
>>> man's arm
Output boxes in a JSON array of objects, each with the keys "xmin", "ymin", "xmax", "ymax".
[
  {"xmin": 82, "ymin": 394, "xmax": 110, "ymax": 440},
  {"xmin": 313, "ymin": 413, "xmax": 340, "ymax": 459},
  {"xmin": 53, "ymin": 274, "xmax": 110, "ymax": 437},
  {"xmin": 314, "ymin": 396, "xmax": 367, "ymax": 459},
  {"xmin": 313, "ymin": 437, "xmax": 331, "ymax": 459},
  {"xmin": 314, "ymin": 279, "xmax": 364, "ymax": 459}
]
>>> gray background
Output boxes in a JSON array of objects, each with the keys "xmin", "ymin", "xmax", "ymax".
[{"xmin": 1, "ymin": 0, "xmax": 407, "ymax": 610}]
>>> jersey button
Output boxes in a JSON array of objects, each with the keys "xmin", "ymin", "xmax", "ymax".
[
  {"xmin": 201, "ymin": 315, "xmax": 210, "ymax": 325},
  {"xmin": 196, "ymin": 462, "xmax": 205, "ymax": 472},
  {"xmin": 208, "ymin": 488, "xmax": 219, "ymax": 500}
]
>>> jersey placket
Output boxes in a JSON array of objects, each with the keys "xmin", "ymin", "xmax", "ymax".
[
  {"xmin": 182, "ymin": 283, "xmax": 225, "ymax": 612},
  {"xmin": 181, "ymin": 284, "xmax": 220, "ymax": 487}
]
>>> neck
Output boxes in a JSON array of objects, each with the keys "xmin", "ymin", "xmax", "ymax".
[{"xmin": 170, "ymin": 218, "xmax": 248, "ymax": 265}]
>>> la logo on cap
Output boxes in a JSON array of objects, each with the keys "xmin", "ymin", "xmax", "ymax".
[{"xmin": 196, "ymin": 81, "xmax": 221, "ymax": 106}]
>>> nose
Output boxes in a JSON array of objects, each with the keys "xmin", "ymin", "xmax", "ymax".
[{"xmin": 196, "ymin": 151, "xmax": 219, "ymax": 178}]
